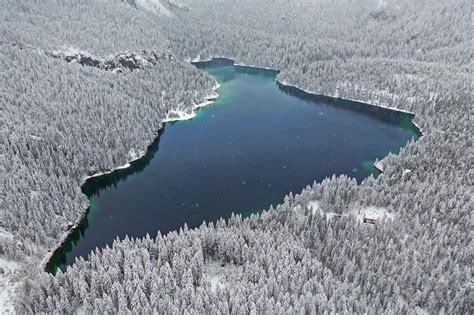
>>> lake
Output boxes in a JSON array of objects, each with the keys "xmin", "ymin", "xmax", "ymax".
[{"xmin": 47, "ymin": 58, "xmax": 420, "ymax": 273}]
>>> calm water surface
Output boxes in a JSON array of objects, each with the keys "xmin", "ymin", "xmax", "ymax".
[{"xmin": 47, "ymin": 58, "xmax": 419, "ymax": 272}]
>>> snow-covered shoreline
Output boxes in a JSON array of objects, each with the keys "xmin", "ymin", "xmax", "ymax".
[
  {"xmin": 234, "ymin": 62, "xmax": 279, "ymax": 72},
  {"xmin": 40, "ymin": 81, "xmax": 221, "ymax": 272},
  {"xmin": 273, "ymin": 76, "xmax": 423, "ymax": 176},
  {"xmin": 193, "ymin": 57, "xmax": 421, "ymax": 124},
  {"xmin": 275, "ymin": 79, "xmax": 417, "ymax": 116},
  {"xmin": 192, "ymin": 56, "xmax": 279, "ymax": 72},
  {"xmin": 373, "ymin": 161, "xmax": 385, "ymax": 173},
  {"xmin": 162, "ymin": 83, "xmax": 220, "ymax": 122}
]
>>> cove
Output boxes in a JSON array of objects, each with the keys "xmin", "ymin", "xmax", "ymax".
[{"xmin": 46, "ymin": 58, "xmax": 420, "ymax": 273}]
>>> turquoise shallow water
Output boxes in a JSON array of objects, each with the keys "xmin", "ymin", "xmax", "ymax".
[{"xmin": 47, "ymin": 58, "xmax": 419, "ymax": 273}]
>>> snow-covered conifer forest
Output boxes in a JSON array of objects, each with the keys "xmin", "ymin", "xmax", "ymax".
[{"xmin": 1, "ymin": 0, "xmax": 472, "ymax": 313}]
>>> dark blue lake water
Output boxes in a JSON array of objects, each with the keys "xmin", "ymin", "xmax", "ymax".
[{"xmin": 47, "ymin": 58, "xmax": 419, "ymax": 272}]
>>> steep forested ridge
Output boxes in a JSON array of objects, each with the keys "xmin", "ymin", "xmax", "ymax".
[{"xmin": 0, "ymin": 0, "xmax": 471, "ymax": 313}]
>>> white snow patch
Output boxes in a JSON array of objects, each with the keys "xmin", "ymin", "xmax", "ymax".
[
  {"xmin": 163, "ymin": 83, "xmax": 220, "ymax": 123},
  {"xmin": 202, "ymin": 260, "xmax": 243, "ymax": 293},
  {"xmin": 136, "ymin": 0, "xmax": 173, "ymax": 17},
  {"xmin": 377, "ymin": 0, "xmax": 388, "ymax": 10},
  {"xmin": 305, "ymin": 202, "xmax": 394, "ymax": 224},
  {"xmin": 82, "ymin": 147, "xmax": 149, "ymax": 182},
  {"xmin": 191, "ymin": 57, "xmax": 278, "ymax": 72},
  {"xmin": 0, "ymin": 228, "xmax": 14, "ymax": 241},
  {"xmin": 234, "ymin": 62, "xmax": 277, "ymax": 71},
  {"xmin": 128, "ymin": 148, "xmax": 143, "ymax": 161},
  {"xmin": 293, "ymin": 205, "xmax": 306, "ymax": 225},
  {"xmin": 402, "ymin": 169, "xmax": 412, "ymax": 176},
  {"xmin": 29, "ymin": 134, "xmax": 44, "ymax": 141},
  {"xmin": 306, "ymin": 201, "xmax": 341, "ymax": 221},
  {"xmin": 374, "ymin": 161, "xmax": 384, "ymax": 173},
  {"xmin": 0, "ymin": 258, "xmax": 20, "ymax": 314},
  {"xmin": 414, "ymin": 307, "xmax": 429, "ymax": 315},
  {"xmin": 308, "ymin": 201, "xmax": 319, "ymax": 215},
  {"xmin": 350, "ymin": 206, "xmax": 395, "ymax": 223},
  {"xmin": 51, "ymin": 46, "xmax": 92, "ymax": 59},
  {"xmin": 76, "ymin": 306, "xmax": 85, "ymax": 315}
]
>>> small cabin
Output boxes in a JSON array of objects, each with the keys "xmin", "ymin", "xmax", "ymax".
[{"xmin": 363, "ymin": 217, "xmax": 376, "ymax": 224}]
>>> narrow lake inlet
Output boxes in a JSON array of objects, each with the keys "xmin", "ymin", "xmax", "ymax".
[{"xmin": 46, "ymin": 58, "xmax": 420, "ymax": 273}]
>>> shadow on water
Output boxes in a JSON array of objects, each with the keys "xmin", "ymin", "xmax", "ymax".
[
  {"xmin": 45, "ymin": 128, "xmax": 166, "ymax": 273},
  {"xmin": 82, "ymin": 128, "xmax": 166, "ymax": 197},
  {"xmin": 276, "ymin": 81, "xmax": 420, "ymax": 135}
]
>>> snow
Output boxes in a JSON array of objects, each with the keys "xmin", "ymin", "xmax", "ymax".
[
  {"xmin": 136, "ymin": 0, "xmax": 173, "ymax": 17},
  {"xmin": 163, "ymin": 83, "xmax": 220, "ymax": 123},
  {"xmin": 234, "ymin": 62, "xmax": 277, "ymax": 71},
  {"xmin": 0, "ymin": 231, "xmax": 19, "ymax": 311},
  {"xmin": 275, "ymin": 79, "xmax": 416, "ymax": 116},
  {"xmin": 0, "ymin": 258, "xmax": 20, "ymax": 314},
  {"xmin": 191, "ymin": 57, "xmax": 278, "ymax": 72},
  {"xmin": 202, "ymin": 260, "xmax": 243, "ymax": 293},
  {"xmin": 29, "ymin": 134, "xmax": 44, "ymax": 141},
  {"xmin": 374, "ymin": 161, "xmax": 384, "ymax": 173},
  {"xmin": 377, "ymin": 0, "xmax": 388, "ymax": 10},
  {"xmin": 293, "ymin": 205, "xmax": 306, "ymax": 225},
  {"xmin": 128, "ymin": 148, "xmax": 143, "ymax": 161},
  {"xmin": 413, "ymin": 121, "xmax": 423, "ymax": 133},
  {"xmin": 0, "ymin": 228, "xmax": 14, "ymax": 241},
  {"xmin": 350, "ymin": 206, "xmax": 395, "ymax": 223},
  {"xmin": 308, "ymin": 201, "xmax": 320, "ymax": 215},
  {"xmin": 167, "ymin": 0, "xmax": 189, "ymax": 10},
  {"xmin": 414, "ymin": 307, "xmax": 430, "ymax": 315},
  {"xmin": 192, "ymin": 55, "xmax": 202, "ymax": 62},
  {"xmin": 82, "ymin": 148, "xmax": 147, "ymax": 182},
  {"xmin": 305, "ymin": 201, "xmax": 395, "ymax": 224},
  {"xmin": 51, "ymin": 46, "xmax": 92, "ymax": 59},
  {"xmin": 403, "ymin": 169, "xmax": 412, "ymax": 176},
  {"xmin": 307, "ymin": 201, "xmax": 340, "ymax": 221}
]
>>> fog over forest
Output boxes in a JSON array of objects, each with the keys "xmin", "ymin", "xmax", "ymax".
[{"xmin": 0, "ymin": 0, "xmax": 471, "ymax": 313}]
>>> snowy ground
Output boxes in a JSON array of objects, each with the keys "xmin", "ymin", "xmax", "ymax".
[
  {"xmin": 0, "ymin": 258, "xmax": 20, "ymax": 313},
  {"xmin": 136, "ymin": 0, "xmax": 173, "ymax": 17},
  {"xmin": 305, "ymin": 201, "xmax": 395, "ymax": 224},
  {"xmin": 276, "ymin": 79, "xmax": 416, "ymax": 115},
  {"xmin": 352, "ymin": 206, "xmax": 395, "ymax": 223},
  {"xmin": 202, "ymin": 260, "xmax": 243, "ymax": 292},
  {"xmin": 163, "ymin": 83, "xmax": 220, "ymax": 123},
  {"xmin": 307, "ymin": 201, "xmax": 342, "ymax": 221},
  {"xmin": 0, "ymin": 228, "xmax": 20, "ymax": 313}
]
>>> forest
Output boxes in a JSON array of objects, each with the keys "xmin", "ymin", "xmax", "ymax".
[{"xmin": 0, "ymin": 0, "xmax": 471, "ymax": 313}]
